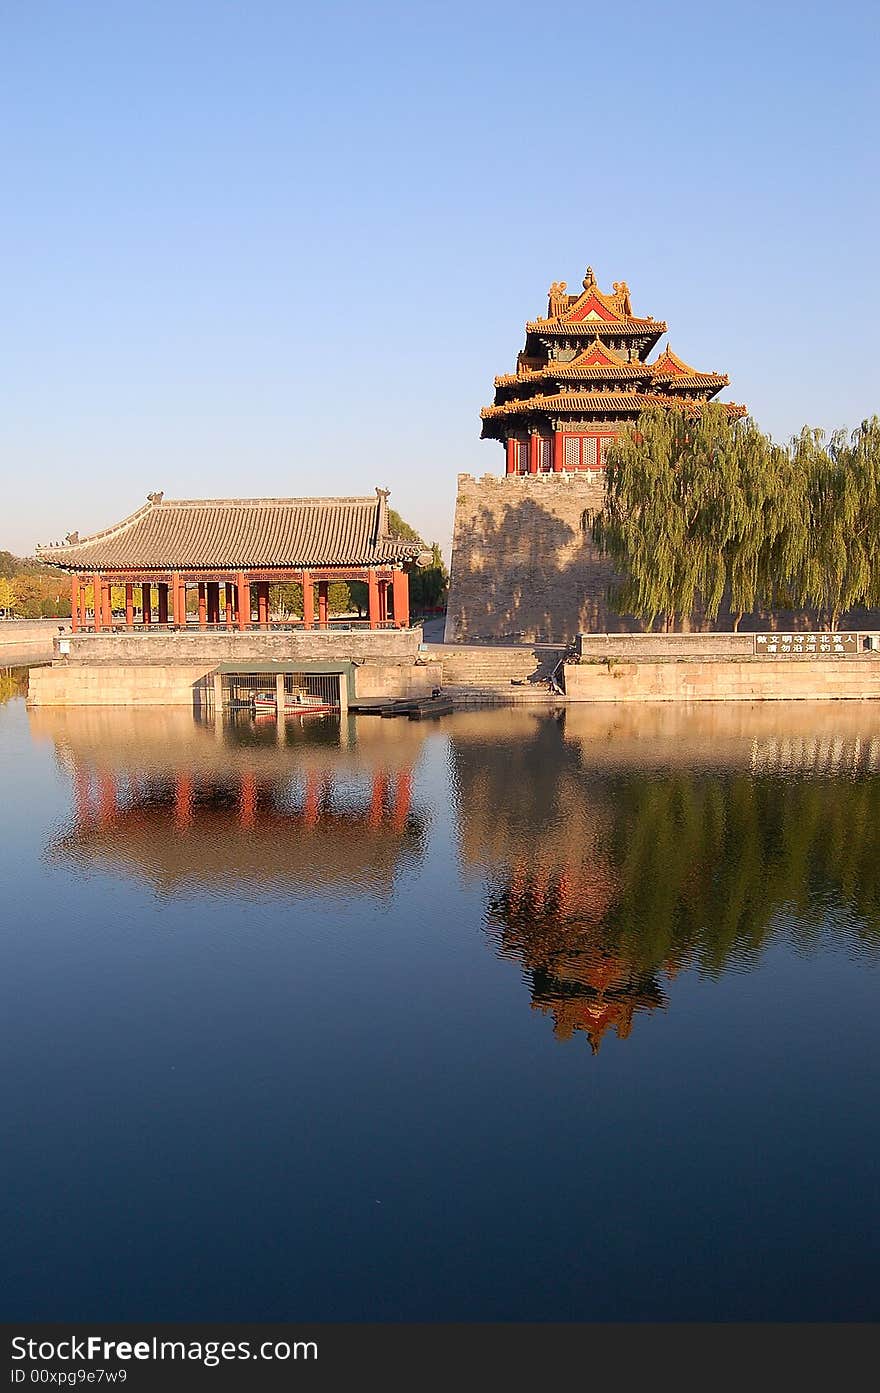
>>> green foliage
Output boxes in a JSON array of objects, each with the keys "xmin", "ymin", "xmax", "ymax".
[
  {"xmin": 348, "ymin": 581, "xmax": 368, "ymax": 618},
  {"xmin": 387, "ymin": 508, "xmax": 422, "ymax": 544},
  {"xmin": 594, "ymin": 408, "xmax": 880, "ymax": 630},
  {"xmin": 410, "ymin": 541, "xmax": 448, "ymax": 610},
  {"xmin": 270, "ymin": 583, "xmax": 304, "ymax": 618},
  {"xmin": 327, "ymin": 581, "xmax": 351, "ymax": 615}
]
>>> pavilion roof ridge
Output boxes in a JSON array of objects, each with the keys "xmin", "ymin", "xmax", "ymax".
[{"xmin": 648, "ymin": 345, "xmax": 729, "ymax": 383}]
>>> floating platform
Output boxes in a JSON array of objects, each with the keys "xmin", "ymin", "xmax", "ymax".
[{"xmin": 352, "ymin": 693, "xmax": 454, "ymax": 720}]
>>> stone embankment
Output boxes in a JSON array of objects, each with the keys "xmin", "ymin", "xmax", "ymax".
[{"xmin": 0, "ymin": 619, "xmax": 60, "ymax": 661}]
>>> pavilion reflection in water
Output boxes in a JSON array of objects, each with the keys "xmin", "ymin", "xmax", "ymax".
[
  {"xmin": 450, "ymin": 704, "xmax": 880, "ymax": 1052},
  {"xmin": 32, "ymin": 707, "xmax": 432, "ymax": 897}
]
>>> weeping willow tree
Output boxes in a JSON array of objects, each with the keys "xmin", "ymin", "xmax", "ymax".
[
  {"xmin": 790, "ymin": 418, "xmax": 880, "ymax": 630},
  {"xmin": 593, "ymin": 405, "xmax": 789, "ymax": 629},
  {"xmin": 593, "ymin": 407, "xmax": 880, "ymax": 631}
]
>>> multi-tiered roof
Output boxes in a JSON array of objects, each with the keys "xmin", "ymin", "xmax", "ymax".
[{"xmin": 480, "ymin": 267, "xmax": 745, "ymax": 450}]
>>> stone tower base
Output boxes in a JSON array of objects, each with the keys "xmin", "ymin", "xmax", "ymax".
[{"xmin": 444, "ymin": 472, "xmax": 631, "ymax": 644}]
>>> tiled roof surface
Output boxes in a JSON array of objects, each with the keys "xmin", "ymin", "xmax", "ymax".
[
  {"xmin": 525, "ymin": 318, "xmax": 667, "ymax": 337},
  {"xmin": 494, "ymin": 362, "xmax": 650, "ymax": 387},
  {"xmin": 481, "ymin": 392, "xmax": 746, "ymax": 419},
  {"xmin": 36, "ymin": 492, "xmax": 420, "ymax": 570}
]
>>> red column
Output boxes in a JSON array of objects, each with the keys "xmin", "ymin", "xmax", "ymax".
[
  {"xmin": 79, "ymin": 582, "xmax": 88, "ymax": 632},
  {"xmin": 368, "ymin": 772, "xmax": 387, "ymax": 827},
  {"xmin": 198, "ymin": 583, "xmax": 207, "ymax": 629},
  {"xmin": 505, "ymin": 437, "xmax": 517, "ymax": 475},
  {"xmin": 175, "ymin": 772, "xmax": 193, "ymax": 830},
  {"xmin": 239, "ymin": 771, "xmax": 256, "ymax": 829},
  {"xmin": 97, "ymin": 772, "xmax": 117, "ymax": 828},
  {"xmin": 258, "ymin": 583, "xmax": 269, "ymax": 628},
  {"xmin": 301, "ymin": 571, "xmax": 314, "ymax": 629},
  {"xmin": 93, "ymin": 574, "xmax": 104, "ymax": 630},
  {"xmin": 102, "ymin": 580, "xmax": 113, "ymax": 630},
  {"xmin": 317, "ymin": 581, "xmax": 329, "ymax": 628},
  {"xmin": 392, "ymin": 569, "xmax": 409, "ymax": 629},
  {"xmin": 225, "ymin": 583, "xmax": 233, "ymax": 629},
  {"xmin": 125, "ymin": 583, "xmax": 134, "ymax": 628},
  {"xmin": 171, "ymin": 573, "xmax": 182, "ymax": 627},
  {"xmin": 528, "ymin": 431, "xmax": 539, "ymax": 474},
  {"xmin": 237, "ymin": 572, "xmax": 249, "ymax": 630},
  {"xmin": 157, "ymin": 584, "xmax": 169, "ymax": 625},
  {"xmin": 70, "ymin": 575, "xmax": 80, "ymax": 633},
  {"xmin": 303, "ymin": 769, "xmax": 321, "ymax": 827},
  {"xmin": 390, "ymin": 769, "xmax": 412, "ymax": 832},
  {"xmin": 141, "ymin": 583, "xmax": 152, "ymax": 627},
  {"xmin": 553, "ymin": 431, "xmax": 564, "ymax": 473},
  {"xmin": 367, "ymin": 569, "xmax": 380, "ymax": 630}
]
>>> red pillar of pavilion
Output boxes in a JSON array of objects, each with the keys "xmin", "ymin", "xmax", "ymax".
[
  {"xmin": 92, "ymin": 574, "xmax": 103, "ymax": 631},
  {"xmin": 528, "ymin": 430, "xmax": 539, "ymax": 474},
  {"xmin": 224, "ymin": 583, "xmax": 234, "ymax": 629},
  {"xmin": 96, "ymin": 772, "xmax": 117, "ymax": 828},
  {"xmin": 553, "ymin": 431, "xmax": 564, "ymax": 473},
  {"xmin": 125, "ymin": 584, "xmax": 134, "ymax": 628},
  {"xmin": 70, "ymin": 575, "xmax": 80, "ymax": 633},
  {"xmin": 303, "ymin": 769, "xmax": 322, "ymax": 827},
  {"xmin": 175, "ymin": 772, "xmax": 193, "ymax": 830},
  {"xmin": 142, "ymin": 583, "xmax": 152, "ymax": 627},
  {"xmin": 317, "ymin": 581, "xmax": 329, "ymax": 628},
  {"xmin": 236, "ymin": 573, "xmax": 249, "ymax": 631},
  {"xmin": 239, "ymin": 771, "xmax": 256, "ymax": 829},
  {"xmin": 198, "ymin": 583, "xmax": 207, "ymax": 629},
  {"xmin": 367, "ymin": 569, "xmax": 380, "ymax": 630},
  {"xmin": 301, "ymin": 571, "xmax": 314, "ymax": 630},
  {"xmin": 368, "ymin": 772, "xmax": 387, "ymax": 827},
  {"xmin": 78, "ymin": 581, "xmax": 88, "ymax": 632},
  {"xmin": 258, "ymin": 583, "xmax": 269, "ymax": 629},
  {"xmin": 102, "ymin": 580, "xmax": 113, "ymax": 630},
  {"xmin": 171, "ymin": 573, "xmax": 183, "ymax": 628},
  {"xmin": 390, "ymin": 770, "xmax": 412, "ymax": 832},
  {"xmin": 505, "ymin": 437, "xmax": 517, "ymax": 475},
  {"xmin": 392, "ymin": 569, "xmax": 409, "ymax": 629}
]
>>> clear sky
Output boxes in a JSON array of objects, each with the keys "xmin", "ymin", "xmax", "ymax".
[{"xmin": 2, "ymin": 0, "xmax": 877, "ymax": 558}]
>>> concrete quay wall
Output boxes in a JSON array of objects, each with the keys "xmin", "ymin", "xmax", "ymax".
[
  {"xmin": 0, "ymin": 619, "xmax": 59, "ymax": 659},
  {"xmin": 563, "ymin": 656, "xmax": 880, "ymax": 702},
  {"xmin": 27, "ymin": 656, "xmax": 439, "ymax": 707},
  {"xmin": 54, "ymin": 627, "xmax": 422, "ymax": 665}
]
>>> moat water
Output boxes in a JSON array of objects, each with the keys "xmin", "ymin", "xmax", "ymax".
[{"xmin": 3, "ymin": 665, "xmax": 880, "ymax": 1320}]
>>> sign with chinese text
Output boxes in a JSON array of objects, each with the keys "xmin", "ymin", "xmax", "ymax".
[{"xmin": 754, "ymin": 632, "xmax": 859, "ymax": 657}]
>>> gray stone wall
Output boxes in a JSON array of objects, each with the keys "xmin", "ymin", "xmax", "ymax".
[{"xmin": 444, "ymin": 472, "xmax": 631, "ymax": 644}]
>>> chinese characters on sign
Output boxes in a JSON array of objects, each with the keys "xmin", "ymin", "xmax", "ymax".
[{"xmin": 754, "ymin": 633, "xmax": 860, "ymax": 657}]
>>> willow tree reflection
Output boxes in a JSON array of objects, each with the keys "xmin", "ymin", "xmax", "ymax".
[{"xmin": 451, "ymin": 706, "xmax": 880, "ymax": 1049}]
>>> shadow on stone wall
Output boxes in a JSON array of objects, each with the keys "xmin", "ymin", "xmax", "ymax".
[{"xmin": 446, "ymin": 493, "xmax": 646, "ymax": 644}]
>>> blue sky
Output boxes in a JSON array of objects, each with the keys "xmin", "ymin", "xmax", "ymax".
[{"xmin": 2, "ymin": 0, "xmax": 877, "ymax": 557}]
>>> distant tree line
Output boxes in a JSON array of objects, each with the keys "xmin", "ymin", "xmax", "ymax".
[
  {"xmin": 593, "ymin": 406, "xmax": 880, "ymax": 631},
  {"xmin": 0, "ymin": 553, "xmax": 73, "ymax": 619}
]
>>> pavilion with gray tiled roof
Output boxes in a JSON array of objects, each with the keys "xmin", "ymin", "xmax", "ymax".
[{"xmin": 36, "ymin": 488, "xmax": 424, "ymax": 633}]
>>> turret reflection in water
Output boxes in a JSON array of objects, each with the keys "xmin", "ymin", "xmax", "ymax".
[
  {"xmin": 34, "ymin": 706, "xmax": 430, "ymax": 899},
  {"xmin": 450, "ymin": 705, "xmax": 880, "ymax": 1051}
]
